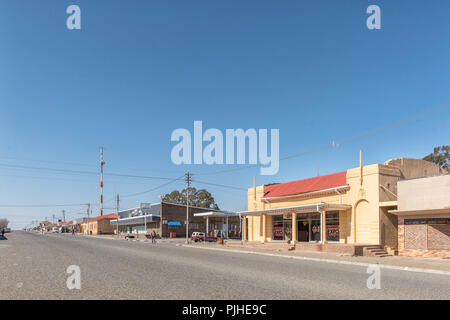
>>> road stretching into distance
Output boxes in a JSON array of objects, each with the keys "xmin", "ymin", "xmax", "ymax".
[{"xmin": 0, "ymin": 231, "xmax": 449, "ymax": 299}]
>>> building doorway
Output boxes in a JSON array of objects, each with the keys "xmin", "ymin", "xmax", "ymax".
[
  {"xmin": 296, "ymin": 214, "xmax": 321, "ymax": 242},
  {"xmin": 297, "ymin": 220, "xmax": 309, "ymax": 242}
]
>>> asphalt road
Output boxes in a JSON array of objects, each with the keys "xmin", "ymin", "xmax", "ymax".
[{"xmin": 0, "ymin": 231, "xmax": 449, "ymax": 300}]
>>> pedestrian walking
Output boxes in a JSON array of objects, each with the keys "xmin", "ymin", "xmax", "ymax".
[
  {"xmin": 1, "ymin": 228, "xmax": 4, "ymax": 237},
  {"xmin": 72, "ymin": 226, "xmax": 75, "ymax": 236},
  {"xmin": 151, "ymin": 230, "xmax": 156, "ymax": 244}
]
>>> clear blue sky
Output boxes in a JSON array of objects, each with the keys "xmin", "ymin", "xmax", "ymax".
[{"xmin": 1, "ymin": 0, "xmax": 449, "ymax": 229}]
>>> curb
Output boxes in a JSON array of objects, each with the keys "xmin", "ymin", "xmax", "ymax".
[{"xmin": 182, "ymin": 244, "xmax": 450, "ymax": 276}]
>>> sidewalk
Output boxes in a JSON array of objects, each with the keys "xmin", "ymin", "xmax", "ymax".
[{"xmin": 185, "ymin": 242, "xmax": 450, "ymax": 274}]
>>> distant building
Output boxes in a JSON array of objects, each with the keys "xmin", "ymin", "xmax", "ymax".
[
  {"xmin": 390, "ymin": 174, "xmax": 450, "ymax": 258},
  {"xmin": 39, "ymin": 221, "xmax": 52, "ymax": 230},
  {"xmin": 72, "ymin": 217, "xmax": 88, "ymax": 233},
  {"xmin": 81, "ymin": 213, "xmax": 117, "ymax": 235}
]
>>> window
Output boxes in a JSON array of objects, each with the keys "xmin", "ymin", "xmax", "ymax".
[
  {"xmin": 272, "ymin": 215, "xmax": 284, "ymax": 240},
  {"xmin": 326, "ymin": 211, "xmax": 340, "ymax": 242}
]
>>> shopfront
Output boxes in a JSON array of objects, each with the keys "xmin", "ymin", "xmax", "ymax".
[
  {"xmin": 240, "ymin": 203, "xmax": 349, "ymax": 245},
  {"xmin": 269, "ymin": 211, "xmax": 340, "ymax": 243},
  {"xmin": 272, "ymin": 211, "xmax": 340, "ymax": 242}
]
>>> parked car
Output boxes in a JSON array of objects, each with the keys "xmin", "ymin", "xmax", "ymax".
[
  {"xmin": 52, "ymin": 227, "xmax": 59, "ymax": 233},
  {"xmin": 191, "ymin": 232, "xmax": 205, "ymax": 242},
  {"xmin": 191, "ymin": 232, "xmax": 216, "ymax": 242}
]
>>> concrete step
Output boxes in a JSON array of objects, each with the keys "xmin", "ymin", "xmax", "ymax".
[
  {"xmin": 369, "ymin": 249, "xmax": 387, "ymax": 254},
  {"xmin": 363, "ymin": 245, "xmax": 392, "ymax": 257}
]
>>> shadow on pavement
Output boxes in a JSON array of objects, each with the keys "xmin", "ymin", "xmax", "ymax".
[{"xmin": 0, "ymin": 235, "xmax": 7, "ymax": 240}]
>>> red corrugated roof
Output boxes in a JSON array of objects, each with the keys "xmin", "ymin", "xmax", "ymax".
[
  {"xmin": 87, "ymin": 213, "xmax": 117, "ymax": 223},
  {"xmin": 263, "ymin": 171, "xmax": 347, "ymax": 199}
]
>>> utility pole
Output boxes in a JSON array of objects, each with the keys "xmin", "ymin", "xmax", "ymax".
[
  {"xmin": 62, "ymin": 210, "xmax": 65, "ymax": 222},
  {"xmin": 100, "ymin": 147, "xmax": 105, "ymax": 216},
  {"xmin": 52, "ymin": 214, "xmax": 55, "ymax": 225},
  {"xmin": 116, "ymin": 194, "xmax": 120, "ymax": 239},
  {"xmin": 185, "ymin": 172, "xmax": 192, "ymax": 244},
  {"xmin": 86, "ymin": 203, "xmax": 90, "ymax": 235}
]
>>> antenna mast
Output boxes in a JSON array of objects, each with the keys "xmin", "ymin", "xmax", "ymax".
[{"xmin": 100, "ymin": 147, "xmax": 105, "ymax": 216}]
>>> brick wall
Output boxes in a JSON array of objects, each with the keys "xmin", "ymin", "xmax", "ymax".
[
  {"xmin": 398, "ymin": 216, "xmax": 450, "ymax": 258},
  {"xmin": 428, "ymin": 224, "xmax": 450, "ymax": 250},
  {"xmin": 98, "ymin": 218, "xmax": 116, "ymax": 234}
]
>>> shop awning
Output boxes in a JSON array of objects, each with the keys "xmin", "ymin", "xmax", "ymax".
[
  {"xmin": 389, "ymin": 208, "xmax": 450, "ymax": 216},
  {"xmin": 238, "ymin": 202, "xmax": 352, "ymax": 216},
  {"xmin": 193, "ymin": 211, "xmax": 240, "ymax": 218}
]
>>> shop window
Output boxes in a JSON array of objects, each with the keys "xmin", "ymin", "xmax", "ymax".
[
  {"xmin": 272, "ymin": 215, "xmax": 284, "ymax": 241},
  {"xmin": 326, "ymin": 211, "xmax": 340, "ymax": 242}
]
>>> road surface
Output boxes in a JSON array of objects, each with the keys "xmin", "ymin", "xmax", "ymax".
[{"xmin": 0, "ymin": 231, "xmax": 449, "ymax": 299}]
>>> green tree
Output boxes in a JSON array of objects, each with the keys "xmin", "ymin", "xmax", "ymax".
[
  {"xmin": 423, "ymin": 145, "xmax": 449, "ymax": 172},
  {"xmin": 162, "ymin": 187, "xmax": 220, "ymax": 210}
]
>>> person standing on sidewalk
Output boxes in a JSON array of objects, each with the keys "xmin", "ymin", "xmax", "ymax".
[
  {"xmin": 151, "ymin": 230, "xmax": 156, "ymax": 244},
  {"xmin": 72, "ymin": 226, "xmax": 75, "ymax": 236}
]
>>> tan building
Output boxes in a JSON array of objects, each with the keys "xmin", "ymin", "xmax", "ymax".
[
  {"xmin": 239, "ymin": 157, "xmax": 446, "ymax": 255},
  {"xmin": 390, "ymin": 174, "xmax": 450, "ymax": 258},
  {"xmin": 81, "ymin": 213, "xmax": 117, "ymax": 235}
]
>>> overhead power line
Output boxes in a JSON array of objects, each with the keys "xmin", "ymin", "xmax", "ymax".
[
  {"xmin": 0, "ymin": 163, "xmax": 185, "ymax": 181},
  {"xmin": 0, "ymin": 203, "xmax": 87, "ymax": 208},
  {"xmin": 193, "ymin": 179, "xmax": 248, "ymax": 191},
  {"xmin": 121, "ymin": 175, "xmax": 185, "ymax": 199},
  {"xmin": 194, "ymin": 100, "xmax": 450, "ymax": 176}
]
